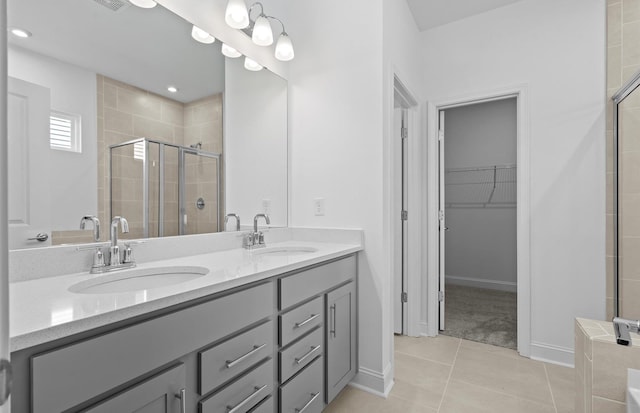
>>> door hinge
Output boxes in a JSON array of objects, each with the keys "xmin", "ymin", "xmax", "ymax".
[
  {"xmin": 401, "ymin": 127, "xmax": 408, "ymax": 140},
  {"xmin": 0, "ymin": 359, "xmax": 13, "ymax": 406},
  {"xmin": 401, "ymin": 210, "xmax": 408, "ymax": 221},
  {"xmin": 438, "ymin": 291, "xmax": 444, "ymax": 302},
  {"xmin": 438, "ymin": 129, "xmax": 444, "ymax": 141},
  {"xmin": 401, "ymin": 292, "xmax": 408, "ymax": 303}
]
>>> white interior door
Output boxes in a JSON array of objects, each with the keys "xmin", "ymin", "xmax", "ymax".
[
  {"xmin": 8, "ymin": 77, "xmax": 51, "ymax": 250},
  {"xmin": 438, "ymin": 110, "xmax": 446, "ymax": 330},
  {"xmin": 401, "ymin": 109, "xmax": 409, "ymax": 335}
]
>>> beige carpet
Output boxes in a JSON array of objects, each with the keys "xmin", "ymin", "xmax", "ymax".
[{"xmin": 441, "ymin": 283, "xmax": 517, "ymax": 349}]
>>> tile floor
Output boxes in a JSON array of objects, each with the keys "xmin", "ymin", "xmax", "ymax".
[{"xmin": 325, "ymin": 335, "xmax": 575, "ymax": 413}]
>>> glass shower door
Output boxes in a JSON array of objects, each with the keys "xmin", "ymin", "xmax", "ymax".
[{"xmin": 180, "ymin": 149, "xmax": 221, "ymax": 235}]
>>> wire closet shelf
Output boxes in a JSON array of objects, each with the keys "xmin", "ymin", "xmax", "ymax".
[{"xmin": 444, "ymin": 164, "xmax": 516, "ymax": 208}]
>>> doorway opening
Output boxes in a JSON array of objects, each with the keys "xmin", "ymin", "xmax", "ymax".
[{"xmin": 438, "ymin": 97, "xmax": 518, "ymax": 350}]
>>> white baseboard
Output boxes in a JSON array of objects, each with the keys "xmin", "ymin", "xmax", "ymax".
[
  {"xmin": 351, "ymin": 363, "xmax": 394, "ymax": 397},
  {"xmin": 446, "ymin": 275, "xmax": 517, "ymax": 292},
  {"xmin": 530, "ymin": 341, "xmax": 574, "ymax": 367}
]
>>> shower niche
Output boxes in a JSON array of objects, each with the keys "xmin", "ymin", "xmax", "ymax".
[{"xmin": 110, "ymin": 138, "xmax": 221, "ymax": 239}]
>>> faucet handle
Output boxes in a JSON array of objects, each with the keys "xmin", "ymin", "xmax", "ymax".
[
  {"xmin": 123, "ymin": 243, "xmax": 133, "ymax": 264},
  {"xmin": 92, "ymin": 248, "xmax": 105, "ymax": 270}
]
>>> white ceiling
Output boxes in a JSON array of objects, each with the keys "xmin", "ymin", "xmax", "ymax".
[
  {"xmin": 8, "ymin": 0, "xmax": 225, "ymax": 103},
  {"xmin": 405, "ymin": 0, "xmax": 525, "ymax": 31}
]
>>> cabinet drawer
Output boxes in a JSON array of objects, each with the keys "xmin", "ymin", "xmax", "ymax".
[
  {"xmin": 279, "ymin": 296, "xmax": 323, "ymax": 346},
  {"xmin": 279, "ymin": 327, "xmax": 322, "ymax": 383},
  {"xmin": 279, "ymin": 356, "xmax": 323, "ymax": 413},
  {"xmin": 200, "ymin": 320, "xmax": 274, "ymax": 395},
  {"xmin": 31, "ymin": 282, "xmax": 272, "ymax": 413},
  {"xmin": 84, "ymin": 363, "xmax": 185, "ymax": 413},
  {"xmin": 279, "ymin": 256, "xmax": 356, "ymax": 310},
  {"xmin": 249, "ymin": 395, "xmax": 274, "ymax": 413},
  {"xmin": 199, "ymin": 359, "xmax": 273, "ymax": 413}
]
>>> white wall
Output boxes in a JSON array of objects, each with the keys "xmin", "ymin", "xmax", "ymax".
[
  {"xmin": 422, "ymin": 0, "xmax": 606, "ymax": 364},
  {"xmin": 444, "ymin": 99, "xmax": 517, "ymax": 290},
  {"xmin": 224, "ymin": 57, "xmax": 288, "ymax": 227},
  {"xmin": 284, "ymin": 0, "xmax": 422, "ymax": 395},
  {"xmin": 8, "ymin": 46, "xmax": 98, "ymax": 231}
]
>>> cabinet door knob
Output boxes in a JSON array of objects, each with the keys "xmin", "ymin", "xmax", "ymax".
[{"xmin": 175, "ymin": 388, "xmax": 186, "ymax": 413}]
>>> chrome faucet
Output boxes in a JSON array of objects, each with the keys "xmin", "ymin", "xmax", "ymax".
[
  {"xmin": 225, "ymin": 213, "xmax": 241, "ymax": 231},
  {"xmin": 80, "ymin": 215, "xmax": 101, "ymax": 242},
  {"xmin": 614, "ymin": 317, "xmax": 640, "ymax": 345},
  {"xmin": 244, "ymin": 214, "xmax": 270, "ymax": 249},
  {"xmin": 109, "ymin": 216, "xmax": 129, "ymax": 266}
]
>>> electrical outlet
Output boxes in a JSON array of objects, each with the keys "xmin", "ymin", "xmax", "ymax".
[
  {"xmin": 262, "ymin": 199, "xmax": 271, "ymax": 214},
  {"xmin": 314, "ymin": 198, "xmax": 325, "ymax": 216}
]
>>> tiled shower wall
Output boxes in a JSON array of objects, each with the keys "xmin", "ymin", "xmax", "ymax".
[
  {"xmin": 607, "ymin": 0, "xmax": 640, "ymax": 320},
  {"xmin": 93, "ymin": 75, "xmax": 223, "ymax": 242}
]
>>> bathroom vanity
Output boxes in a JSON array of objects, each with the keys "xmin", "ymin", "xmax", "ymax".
[{"xmin": 8, "ymin": 230, "xmax": 361, "ymax": 413}]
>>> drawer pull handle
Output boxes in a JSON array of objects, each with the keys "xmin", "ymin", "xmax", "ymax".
[
  {"xmin": 295, "ymin": 392, "xmax": 320, "ymax": 413},
  {"xmin": 227, "ymin": 384, "xmax": 268, "ymax": 413},
  {"xmin": 330, "ymin": 304, "xmax": 336, "ymax": 337},
  {"xmin": 294, "ymin": 345, "xmax": 321, "ymax": 365},
  {"xmin": 225, "ymin": 343, "xmax": 267, "ymax": 369},
  {"xmin": 175, "ymin": 388, "xmax": 186, "ymax": 413},
  {"xmin": 294, "ymin": 313, "xmax": 320, "ymax": 329}
]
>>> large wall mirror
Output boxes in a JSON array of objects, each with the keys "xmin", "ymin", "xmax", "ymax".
[
  {"xmin": 7, "ymin": 0, "xmax": 288, "ymax": 250},
  {"xmin": 613, "ymin": 70, "xmax": 640, "ymax": 320}
]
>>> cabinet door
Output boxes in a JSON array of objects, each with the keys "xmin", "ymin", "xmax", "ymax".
[
  {"xmin": 325, "ymin": 281, "xmax": 356, "ymax": 403},
  {"xmin": 83, "ymin": 364, "xmax": 186, "ymax": 413}
]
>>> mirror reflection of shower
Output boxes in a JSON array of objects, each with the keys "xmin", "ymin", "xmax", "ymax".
[{"xmin": 109, "ymin": 138, "xmax": 222, "ymax": 238}]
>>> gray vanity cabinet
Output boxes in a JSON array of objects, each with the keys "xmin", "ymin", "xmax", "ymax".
[
  {"xmin": 325, "ymin": 281, "xmax": 356, "ymax": 403},
  {"xmin": 84, "ymin": 363, "xmax": 186, "ymax": 413}
]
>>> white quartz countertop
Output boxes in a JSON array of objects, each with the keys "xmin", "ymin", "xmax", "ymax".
[{"xmin": 10, "ymin": 240, "xmax": 362, "ymax": 352}]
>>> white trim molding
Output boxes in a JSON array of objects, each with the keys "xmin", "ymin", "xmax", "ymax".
[
  {"xmin": 426, "ymin": 84, "xmax": 532, "ymax": 358},
  {"xmin": 530, "ymin": 341, "xmax": 574, "ymax": 368},
  {"xmin": 351, "ymin": 363, "xmax": 394, "ymax": 398},
  {"xmin": 446, "ymin": 275, "xmax": 517, "ymax": 293}
]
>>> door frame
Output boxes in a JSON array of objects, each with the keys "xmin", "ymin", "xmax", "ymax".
[
  {"xmin": 390, "ymin": 71, "xmax": 422, "ymax": 338},
  {"xmin": 426, "ymin": 85, "xmax": 531, "ymax": 357}
]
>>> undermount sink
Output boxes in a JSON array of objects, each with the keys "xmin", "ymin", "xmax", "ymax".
[
  {"xmin": 251, "ymin": 246, "xmax": 318, "ymax": 256},
  {"xmin": 69, "ymin": 266, "xmax": 209, "ymax": 294}
]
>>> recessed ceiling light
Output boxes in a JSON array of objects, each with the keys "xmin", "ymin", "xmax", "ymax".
[
  {"xmin": 167, "ymin": 86, "xmax": 178, "ymax": 93},
  {"xmin": 10, "ymin": 28, "xmax": 32, "ymax": 39}
]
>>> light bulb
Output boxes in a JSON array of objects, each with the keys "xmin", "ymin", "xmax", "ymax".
[
  {"xmin": 128, "ymin": 0, "xmax": 157, "ymax": 8},
  {"xmin": 275, "ymin": 33, "xmax": 294, "ymax": 61},
  {"xmin": 221, "ymin": 43, "xmax": 242, "ymax": 58},
  {"xmin": 225, "ymin": 0, "xmax": 249, "ymax": 29},
  {"xmin": 244, "ymin": 57, "xmax": 263, "ymax": 71},
  {"xmin": 167, "ymin": 86, "xmax": 178, "ymax": 93},
  {"xmin": 252, "ymin": 15, "xmax": 273, "ymax": 46},
  {"xmin": 191, "ymin": 25, "xmax": 215, "ymax": 44}
]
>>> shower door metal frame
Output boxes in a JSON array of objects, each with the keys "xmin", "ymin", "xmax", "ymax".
[
  {"xmin": 612, "ymin": 69, "xmax": 640, "ymax": 317},
  {"xmin": 109, "ymin": 138, "xmax": 221, "ymax": 238},
  {"xmin": 178, "ymin": 147, "xmax": 221, "ymax": 235}
]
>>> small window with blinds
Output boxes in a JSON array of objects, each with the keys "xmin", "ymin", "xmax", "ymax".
[{"xmin": 50, "ymin": 111, "xmax": 81, "ymax": 152}]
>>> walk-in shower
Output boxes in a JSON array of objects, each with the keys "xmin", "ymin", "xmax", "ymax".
[
  {"xmin": 613, "ymin": 70, "xmax": 640, "ymax": 319},
  {"xmin": 109, "ymin": 138, "xmax": 221, "ymax": 239}
]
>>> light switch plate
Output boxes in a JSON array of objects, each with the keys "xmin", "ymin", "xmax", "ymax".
[{"xmin": 314, "ymin": 198, "xmax": 325, "ymax": 216}]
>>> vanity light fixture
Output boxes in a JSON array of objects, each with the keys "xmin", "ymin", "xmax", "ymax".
[
  {"xmin": 128, "ymin": 0, "xmax": 157, "ymax": 8},
  {"xmin": 225, "ymin": 0, "xmax": 250, "ymax": 29},
  {"xmin": 167, "ymin": 86, "xmax": 178, "ymax": 93},
  {"xmin": 10, "ymin": 28, "xmax": 32, "ymax": 38},
  {"xmin": 221, "ymin": 43, "xmax": 242, "ymax": 58},
  {"xmin": 191, "ymin": 25, "xmax": 215, "ymax": 44},
  {"xmin": 224, "ymin": 0, "xmax": 294, "ymax": 61},
  {"xmin": 244, "ymin": 56, "xmax": 263, "ymax": 71}
]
